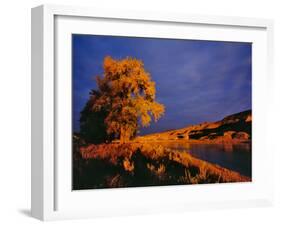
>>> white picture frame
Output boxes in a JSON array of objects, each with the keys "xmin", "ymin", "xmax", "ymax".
[{"xmin": 31, "ymin": 4, "xmax": 274, "ymax": 221}]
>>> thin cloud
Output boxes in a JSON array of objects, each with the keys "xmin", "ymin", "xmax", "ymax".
[{"xmin": 72, "ymin": 35, "xmax": 252, "ymax": 134}]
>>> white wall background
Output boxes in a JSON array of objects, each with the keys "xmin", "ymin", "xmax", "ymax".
[{"xmin": 0, "ymin": 0, "xmax": 280, "ymax": 225}]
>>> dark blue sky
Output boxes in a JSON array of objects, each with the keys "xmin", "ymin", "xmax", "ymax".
[{"xmin": 72, "ymin": 34, "xmax": 251, "ymax": 135}]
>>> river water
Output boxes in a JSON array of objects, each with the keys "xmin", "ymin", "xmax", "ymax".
[{"xmin": 158, "ymin": 142, "xmax": 252, "ymax": 177}]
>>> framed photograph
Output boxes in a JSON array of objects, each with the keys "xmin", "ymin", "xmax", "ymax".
[{"xmin": 31, "ymin": 4, "xmax": 274, "ymax": 221}]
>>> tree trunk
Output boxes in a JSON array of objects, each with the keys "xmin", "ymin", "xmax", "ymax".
[
  {"xmin": 120, "ymin": 126, "xmax": 126, "ymax": 144},
  {"xmin": 120, "ymin": 125, "xmax": 130, "ymax": 144}
]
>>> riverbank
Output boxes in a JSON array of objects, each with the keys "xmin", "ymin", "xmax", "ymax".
[
  {"xmin": 73, "ymin": 139, "xmax": 250, "ymax": 190},
  {"xmin": 131, "ymin": 138, "xmax": 251, "ymax": 145},
  {"xmin": 136, "ymin": 110, "xmax": 252, "ymax": 143}
]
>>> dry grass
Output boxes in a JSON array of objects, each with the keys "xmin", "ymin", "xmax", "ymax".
[{"xmin": 74, "ymin": 141, "xmax": 250, "ymax": 189}]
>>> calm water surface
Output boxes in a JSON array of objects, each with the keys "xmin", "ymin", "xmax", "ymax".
[{"xmin": 158, "ymin": 142, "xmax": 252, "ymax": 177}]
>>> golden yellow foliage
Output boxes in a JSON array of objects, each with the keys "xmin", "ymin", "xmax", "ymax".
[{"xmin": 92, "ymin": 56, "xmax": 165, "ymax": 143}]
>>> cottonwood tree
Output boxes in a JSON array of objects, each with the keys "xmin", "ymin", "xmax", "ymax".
[
  {"xmin": 84, "ymin": 56, "xmax": 165, "ymax": 143},
  {"xmin": 79, "ymin": 90, "xmax": 110, "ymax": 144}
]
